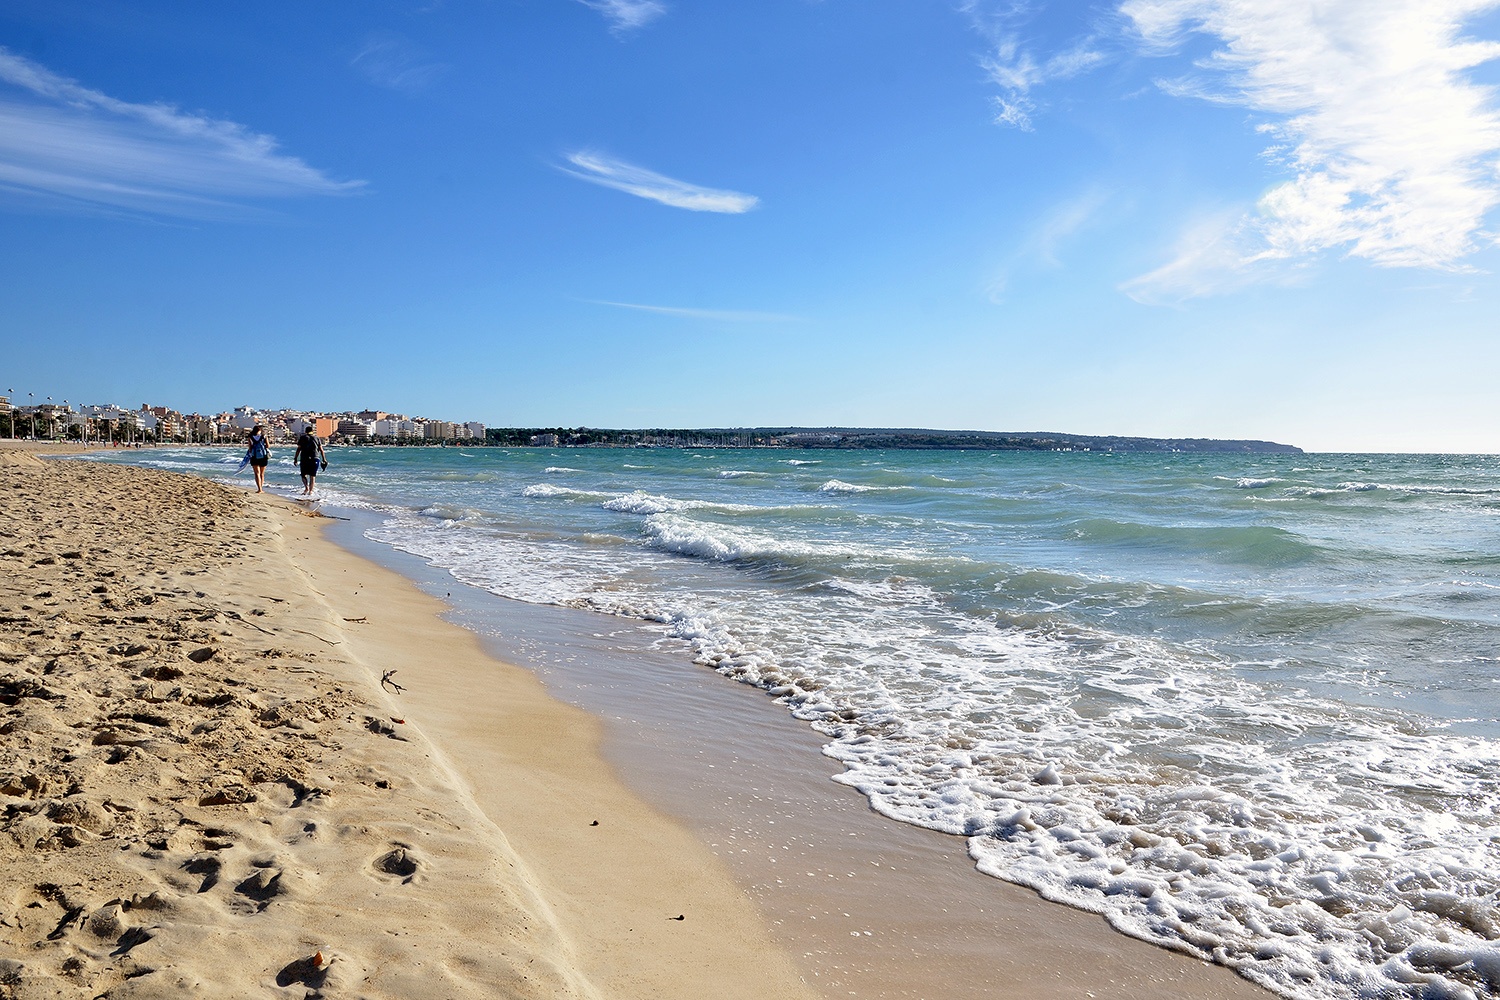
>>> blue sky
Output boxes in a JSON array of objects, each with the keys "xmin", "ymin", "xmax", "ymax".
[{"xmin": 2, "ymin": 0, "xmax": 1499, "ymax": 451}]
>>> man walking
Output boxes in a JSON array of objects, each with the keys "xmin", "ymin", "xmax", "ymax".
[{"xmin": 293, "ymin": 424, "xmax": 327, "ymax": 496}]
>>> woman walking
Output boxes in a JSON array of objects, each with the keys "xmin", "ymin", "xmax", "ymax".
[{"xmin": 244, "ymin": 424, "xmax": 271, "ymax": 493}]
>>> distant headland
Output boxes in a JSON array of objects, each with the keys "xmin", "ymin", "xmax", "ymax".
[{"xmin": 494, "ymin": 427, "xmax": 1303, "ymax": 454}]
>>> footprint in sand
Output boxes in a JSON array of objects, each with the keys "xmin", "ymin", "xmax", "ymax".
[
  {"xmin": 233, "ymin": 867, "xmax": 285, "ymax": 910},
  {"xmin": 183, "ymin": 855, "xmax": 222, "ymax": 893},
  {"xmin": 370, "ymin": 845, "xmax": 422, "ymax": 885}
]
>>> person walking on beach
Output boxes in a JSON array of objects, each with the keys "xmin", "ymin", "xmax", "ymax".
[
  {"xmin": 244, "ymin": 424, "xmax": 271, "ymax": 493},
  {"xmin": 293, "ymin": 424, "xmax": 326, "ymax": 496}
]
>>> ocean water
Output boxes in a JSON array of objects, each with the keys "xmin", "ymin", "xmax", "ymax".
[{"xmin": 96, "ymin": 446, "xmax": 1500, "ymax": 999}]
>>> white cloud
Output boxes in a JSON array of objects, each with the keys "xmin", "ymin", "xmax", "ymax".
[
  {"xmin": 991, "ymin": 96, "xmax": 1037, "ymax": 130},
  {"xmin": 1121, "ymin": 0, "xmax": 1500, "ymax": 298},
  {"xmin": 962, "ymin": 3, "xmax": 1107, "ymax": 130},
  {"xmin": 589, "ymin": 300, "xmax": 802, "ymax": 322},
  {"xmin": 560, "ymin": 152, "xmax": 759, "ymax": 213},
  {"xmin": 577, "ymin": 0, "xmax": 667, "ymax": 33},
  {"xmin": 0, "ymin": 48, "xmax": 360, "ymax": 219}
]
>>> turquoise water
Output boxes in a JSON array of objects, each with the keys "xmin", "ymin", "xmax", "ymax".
[{"xmin": 101, "ymin": 446, "xmax": 1500, "ymax": 999}]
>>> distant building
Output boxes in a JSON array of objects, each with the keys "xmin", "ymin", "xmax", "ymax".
[
  {"xmin": 183, "ymin": 415, "xmax": 215, "ymax": 440},
  {"xmin": 356, "ymin": 409, "xmax": 386, "ymax": 422},
  {"xmin": 465, "ymin": 421, "xmax": 485, "ymax": 439},
  {"xmin": 337, "ymin": 419, "xmax": 372, "ymax": 439},
  {"xmin": 531, "ymin": 433, "xmax": 559, "ymax": 447}
]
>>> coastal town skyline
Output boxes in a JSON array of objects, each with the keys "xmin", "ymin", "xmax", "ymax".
[{"xmin": 0, "ymin": 392, "xmax": 485, "ymax": 443}]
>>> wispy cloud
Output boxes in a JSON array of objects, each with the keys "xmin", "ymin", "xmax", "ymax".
[
  {"xmin": 351, "ymin": 33, "xmax": 444, "ymax": 92},
  {"xmin": 560, "ymin": 152, "xmax": 759, "ymax": 213},
  {"xmin": 577, "ymin": 0, "xmax": 667, "ymax": 33},
  {"xmin": 1118, "ymin": 207, "xmax": 1306, "ymax": 304},
  {"xmin": 961, "ymin": 2, "xmax": 1107, "ymax": 130},
  {"xmin": 1120, "ymin": 0, "xmax": 1500, "ymax": 299},
  {"xmin": 0, "ymin": 47, "xmax": 360, "ymax": 219},
  {"xmin": 589, "ymin": 300, "xmax": 802, "ymax": 322},
  {"xmin": 989, "ymin": 186, "xmax": 1113, "ymax": 300},
  {"xmin": 981, "ymin": 40, "xmax": 1106, "ymax": 129}
]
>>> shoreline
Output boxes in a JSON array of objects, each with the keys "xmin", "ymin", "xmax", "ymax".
[
  {"xmin": 1, "ymin": 454, "xmax": 1273, "ymax": 998},
  {"xmin": 320, "ymin": 505, "xmax": 1275, "ymax": 1000}
]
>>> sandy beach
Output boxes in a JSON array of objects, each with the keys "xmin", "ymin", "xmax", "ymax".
[
  {"xmin": 0, "ymin": 450, "xmax": 1272, "ymax": 999},
  {"xmin": 0, "ymin": 451, "xmax": 814, "ymax": 999}
]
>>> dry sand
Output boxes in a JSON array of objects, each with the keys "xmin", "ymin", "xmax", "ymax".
[{"xmin": 0, "ymin": 455, "xmax": 815, "ymax": 999}]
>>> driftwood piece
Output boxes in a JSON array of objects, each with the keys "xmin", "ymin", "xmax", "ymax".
[
  {"xmin": 291, "ymin": 628, "xmax": 339, "ymax": 646},
  {"xmin": 380, "ymin": 670, "xmax": 405, "ymax": 694},
  {"xmin": 222, "ymin": 610, "xmax": 276, "ymax": 636}
]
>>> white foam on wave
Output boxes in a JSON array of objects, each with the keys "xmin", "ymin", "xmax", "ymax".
[
  {"xmin": 366, "ymin": 513, "xmax": 642, "ymax": 609},
  {"xmin": 600, "ymin": 490, "xmax": 815, "ymax": 518},
  {"xmin": 785, "ymin": 459, "xmax": 821, "ymax": 466},
  {"xmin": 544, "ymin": 466, "xmax": 581, "ymax": 474},
  {"xmin": 602, "ymin": 492, "xmax": 692, "ymax": 515},
  {"xmin": 1285, "ymin": 481, "xmax": 1500, "ymax": 500},
  {"xmin": 640, "ymin": 511, "xmax": 892, "ymax": 564},
  {"xmin": 303, "ymin": 486, "xmax": 390, "ymax": 512},
  {"xmin": 718, "ymin": 470, "xmax": 764, "ymax": 478},
  {"xmin": 818, "ymin": 479, "xmax": 912, "ymax": 494},
  {"xmin": 522, "ymin": 483, "xmax": 612, "ymax": 501},
  {"xmin": 1216, "ymin": 476, "xmax": 1284, "ymax": 489},
  {"xmin": 1351, "ymin": 481, "xmax": 1500, "ymax": 496}
]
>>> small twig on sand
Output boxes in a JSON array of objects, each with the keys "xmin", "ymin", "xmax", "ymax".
[
  {"xmin": 223, "ymin": 610, "xmax": 276, "ymax": 636},
  {"xmin": 291, "ymin": 628, "xmax": 340, "ymax": 646},
  {"xmin": 381, "ymin": 670, "xmax": 405, "ymax": 693},
  {"xmin": 343, "ymin": 616, "xmax": 367, "ymax": 623}
]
